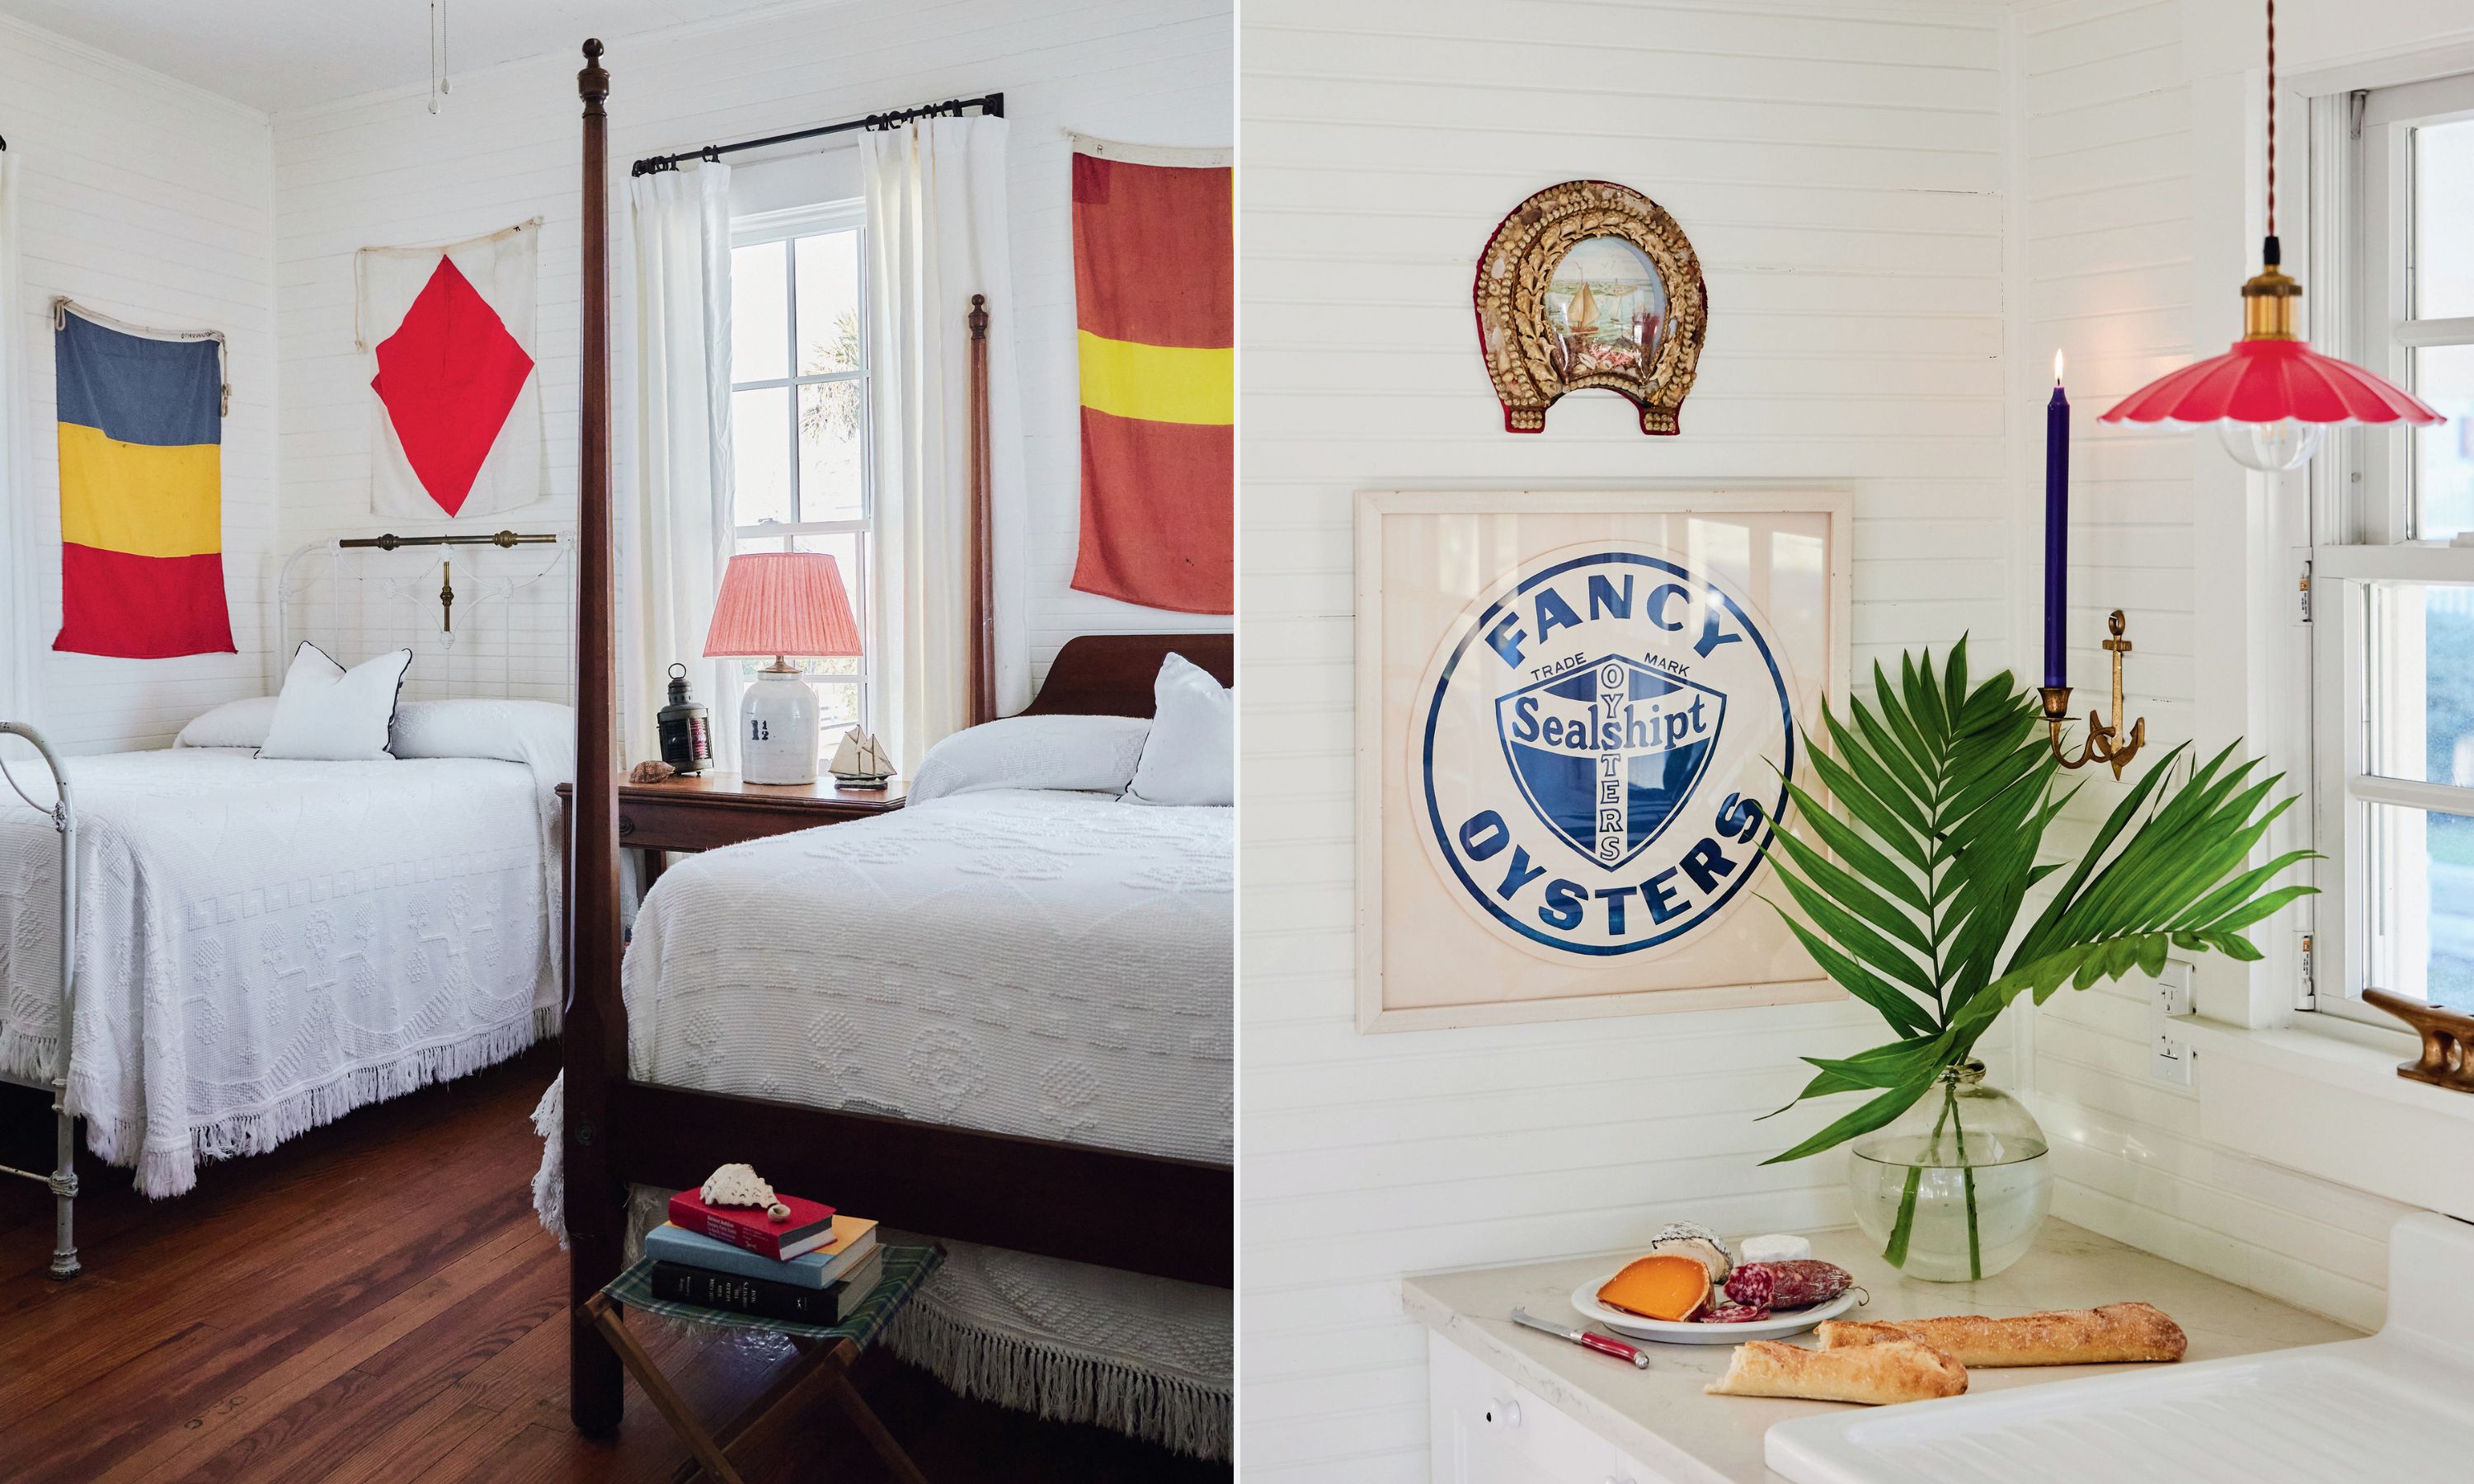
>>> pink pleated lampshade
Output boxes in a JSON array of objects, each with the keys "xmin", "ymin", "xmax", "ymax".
[{"xmin": 702, "ymin": 552, "xmax": 863, "ymax": 658}]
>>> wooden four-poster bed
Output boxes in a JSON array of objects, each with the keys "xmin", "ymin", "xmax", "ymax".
[{"xmin": 562, "ymin": 42, "xmax": 1234, "ymax": 1437}]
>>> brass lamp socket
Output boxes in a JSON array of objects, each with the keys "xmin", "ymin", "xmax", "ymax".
[{"xmin": 2240, "ymin": 265, "xmax": 2302, "ymax": 341}]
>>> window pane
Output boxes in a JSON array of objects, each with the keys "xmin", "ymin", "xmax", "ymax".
[
  {"xmin": 730, "ymin": 242, "xmax": 788, "ymax": 383},
  {"xmin": 811, "ymin": 680, "xmax": 863, "ymax": 740},
  {"xmin": 2364, "ymin": 801, "xmax": 2474, "ymax": 1011},
  {"xmin": 797, "ymin": 383, "xmax": 865, "ymax": 522},
  {"xmin": 795, "ymin": 231, "xmax": 863, "ymax": 375},
  {"xmin": 2366, "ymin": 582, "xmax": 2474, "ymax": 784},
  {"xmin": 731, "ymin": 387, "xmax": 793, "ymax": 527},
  {"xmin": 2411, "ymin": 344, "xmax": 2474, "ymax": 541},
  {"xmin": 2413, "ymin": 119, "xmax": 2474, "ymax": 321}
]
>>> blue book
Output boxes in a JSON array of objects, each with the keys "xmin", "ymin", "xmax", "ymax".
[{"xmin": 646, "ymin": 1216, "xmax": 879, "ymax": 1291}]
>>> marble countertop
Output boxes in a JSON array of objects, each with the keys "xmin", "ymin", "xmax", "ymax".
[{"xmin": 1402, "ymin": 1219, "xmax": 2363, "ymax": 1484}]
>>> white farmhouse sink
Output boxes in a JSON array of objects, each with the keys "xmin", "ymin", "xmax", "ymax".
[{"xmin": 1764, "ymin": 1213, "xmax": 2474, "ymax": 1484}]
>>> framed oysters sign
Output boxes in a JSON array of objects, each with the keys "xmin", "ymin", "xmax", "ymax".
[{"xmin": 1356, "ymin": 492, "xmax": 1850, "ymax": 1031}]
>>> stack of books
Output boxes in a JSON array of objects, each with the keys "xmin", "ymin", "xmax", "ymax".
[{"xmin": 647, "ymin": 1186, "xmax": 885, "ymax": 1326}]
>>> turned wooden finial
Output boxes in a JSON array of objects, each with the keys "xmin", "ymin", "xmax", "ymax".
[{"xmin": 578, "ymin": 39, "xmax": 608, "ymax": 108}]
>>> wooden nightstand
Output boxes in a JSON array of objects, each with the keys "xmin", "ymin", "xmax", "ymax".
[{"xmin": 557, "ymin": 772, "xmax": 906, "ymax": 893}]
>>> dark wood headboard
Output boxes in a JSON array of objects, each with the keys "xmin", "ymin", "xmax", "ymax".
[{"xmin": 1018, "ymin": 633, "xmax": 1233, "ymax": 719}]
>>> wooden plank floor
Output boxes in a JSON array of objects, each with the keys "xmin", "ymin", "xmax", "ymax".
[{"xmin": 0, "ymin": 1046, "xmax": 1228, "ymax": 1482}]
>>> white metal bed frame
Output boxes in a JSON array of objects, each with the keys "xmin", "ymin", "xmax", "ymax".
[
  {"xmin": 1, "ymin": 531, "xmax": 571, "ymax": 1279},
  {"xmin": 0, "ymin": 721, "xmax": 80, "ymax": 1280}
]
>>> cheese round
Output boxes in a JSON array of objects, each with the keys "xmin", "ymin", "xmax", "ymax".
[{"xmin": 1738, "ymin": 1233, "xmax": 1813, "ymax": 1264}]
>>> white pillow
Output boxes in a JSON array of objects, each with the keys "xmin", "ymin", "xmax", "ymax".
[
  {"xmin": 175, "ymin": 695, "xmax": 279, "ymax": 749},
  {"xmin": 393, "ymin": 699, "xmax": 576, "ymax": 771},
  {"xmin": 1126, "ymin": 652, "xmax": 1233, "ymax": 806},
  {"xmin": 910, "ymin": 714, "xmax": 1153, "ymax": 804},
  {"xmin": 257, "ymin": 643, "xmax": 413, "ymax": 761}
]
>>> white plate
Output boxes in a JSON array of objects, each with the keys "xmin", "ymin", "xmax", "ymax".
[{"xmin": 1569, "ymin": 1274, "xmax": 1860, "ymax": 1345}]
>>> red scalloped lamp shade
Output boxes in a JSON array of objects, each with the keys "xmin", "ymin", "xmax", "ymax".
[
  {"xmin": 2098, "ymin": 251, "xmax": 2441, "ymax": 472},
  {"xmin": 703, "ymin": 552, "xmax": 863, "ymax": 658},
  {"xmin": 2100, "ymin": 337, "xmax": 2440, "ymax": 428}
]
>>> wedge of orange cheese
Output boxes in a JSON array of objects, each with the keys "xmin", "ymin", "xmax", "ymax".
[{"xmin": 1597, "ymin": 1252, "xmax": 1713, "ymax": 1322}]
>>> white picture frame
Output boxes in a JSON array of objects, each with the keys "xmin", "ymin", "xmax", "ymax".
[{"xmin": 1354, "ymin": 490, "xmax": 1854, "ymax": 1032}]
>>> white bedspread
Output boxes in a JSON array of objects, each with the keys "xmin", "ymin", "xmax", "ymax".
[
  {"xmin": 534, "ymin": 787, "xmax": 1234, "ymax": 1454},
  {"xmin": 0, "ymin": 748, "xmax": 562, "ymax": 1197},
  {"xmin": 623, "ymin": 788, "xmax": 1232, "ymax": 1165}
]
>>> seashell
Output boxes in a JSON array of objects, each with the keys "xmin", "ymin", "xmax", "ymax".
[
  {"xmin": 699, "ymin": 1162, "xmax": 775, "ymax": 1209},
  {"xmin": 630, "ymin": 758, "xmax": 678, "ymax": 784},
  {"xmin": 766, "ymin": 1202, "xmax": 792, "ymax": 1222}
]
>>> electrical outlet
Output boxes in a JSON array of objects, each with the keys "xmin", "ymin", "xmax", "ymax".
[
  {"xmin": 2148, "ymin": 959, "xmax": 2194, "ymax": 1085},
  {"xmin": 2152, "ymin": 1031, "xmax": 2194, "ymax": 1087},
  {"xmin": 2152, "ymin": 960, "xmax": 2194, "ymax": 1020}
]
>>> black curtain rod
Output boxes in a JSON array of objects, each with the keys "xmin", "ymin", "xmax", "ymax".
[{"xmin": 630, "ymin": 92, "xmax": 1002, "ymax": 177}]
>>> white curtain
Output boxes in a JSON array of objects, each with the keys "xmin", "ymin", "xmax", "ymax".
[
  {"xmin": 863, "ymin": 116, "xmax": 1027, "ymax": 773},
  {"xmin": 618, "ymin": 164, "xmax": 739, "ymax": 771},
  {"xmin": 0, "ymin": 145, "xmax": 26, "ymax": 719}
]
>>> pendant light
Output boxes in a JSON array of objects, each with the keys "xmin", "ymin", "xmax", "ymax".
[{"xmin": 2100, "ymin": 0, "xmax": 2441, "ymax": 471}]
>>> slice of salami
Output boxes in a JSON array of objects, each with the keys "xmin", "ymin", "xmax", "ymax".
[
  {"xmin": 1696, "ymin": 1302, "xmax": 1773, "ymax": 1324},
  {"xmin": 1724, "ymin": 1259, "xmax": 1851, "ymax": 1310}
]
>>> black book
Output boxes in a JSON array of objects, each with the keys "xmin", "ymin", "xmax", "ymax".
[{"xmin": 650, "ymin": 1261, "xmax": 839, "ymax": 1325}]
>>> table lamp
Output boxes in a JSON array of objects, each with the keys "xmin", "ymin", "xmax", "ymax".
[{"xmin": 702, "ymin": 552, "xmax": 863, "ymax": 786}]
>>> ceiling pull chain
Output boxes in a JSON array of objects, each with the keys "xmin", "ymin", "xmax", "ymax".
[{"xmin": 429, "ymin": 2, "xmax": 449, "ymax": 116}]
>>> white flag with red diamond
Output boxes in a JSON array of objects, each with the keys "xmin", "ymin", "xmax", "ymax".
[{"xmin": 356, "ymin": 220, "xmax": 543, "ymax": 519}]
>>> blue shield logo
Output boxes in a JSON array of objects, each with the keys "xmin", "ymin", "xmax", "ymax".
[{"xmin": 1494, "ymin": 657, "xmax": 1726, "ymax": 872}]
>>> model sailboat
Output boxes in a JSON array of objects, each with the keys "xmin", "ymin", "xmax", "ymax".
[{"xmin": 828, "ymin": 729, "xmax": 894, "ymax": 788}]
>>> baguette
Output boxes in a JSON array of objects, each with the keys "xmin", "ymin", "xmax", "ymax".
[
  {"xmin": 1705, "ymin": 1338, "xmax": 1966, "ymax": 1406},
  {"xmin": 1816, "ymin": 1302, "xmax": 2186, "ymax": 1367}
]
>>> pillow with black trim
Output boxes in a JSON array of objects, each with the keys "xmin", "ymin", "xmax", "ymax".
[{"xmin": 257, "ymin": 642, "xmax": 413, "ymax": 762}]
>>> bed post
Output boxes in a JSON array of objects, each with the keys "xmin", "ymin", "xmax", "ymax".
[
  {"xmin": 967, "ymin": 294, "xmax": 996, "ymax": 726},
  {"xmin": 564, "ymin": 35, "xmax": 628, "ymax": 1439}
]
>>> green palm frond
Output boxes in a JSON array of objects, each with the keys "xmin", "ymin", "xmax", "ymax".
[{"xmin": 1760, "ymin": 641, "xmax": 2315, "ymax": 1165}]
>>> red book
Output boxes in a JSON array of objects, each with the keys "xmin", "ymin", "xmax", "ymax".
[{"xmin": 666, "ymin": 1188, "xmax": 839, "ymax": 1261}]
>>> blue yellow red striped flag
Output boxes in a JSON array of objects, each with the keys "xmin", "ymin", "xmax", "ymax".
[{"xmin": 52, "ymin": 305, "xmax": 233, "ymax": 659}]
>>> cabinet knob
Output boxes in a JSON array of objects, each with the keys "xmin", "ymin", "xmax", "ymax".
[
  {"xmin": 617, "ymin": 813, "xmax": 637, "ymax": 838},
  {"xmin": 1481, "ymin": 1397, "xmax": 1521, "ymax": 1429}
]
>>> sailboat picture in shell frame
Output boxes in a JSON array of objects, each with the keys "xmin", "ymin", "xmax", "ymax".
[{"xmin": 1473, "ymin": 180, "xmax": 1709, "ymax": 436}]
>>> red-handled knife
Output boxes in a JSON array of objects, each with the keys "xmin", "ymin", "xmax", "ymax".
[{"xmin": 1510, "ymin": 1306, "xmax": 1650, "ymax": 1369}]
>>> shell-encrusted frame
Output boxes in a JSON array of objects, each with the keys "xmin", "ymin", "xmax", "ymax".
[{"xmin": 1473, "ymin": 180, "xmax": 1709, "ymax": 436}]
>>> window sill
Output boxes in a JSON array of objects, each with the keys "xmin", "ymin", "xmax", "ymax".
[{"xmin": 2182, "ymin": 1014, "xmax": 2474, "ymax": 1219}]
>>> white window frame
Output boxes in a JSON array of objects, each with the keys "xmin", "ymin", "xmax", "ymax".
[
  {"xmin": 729, "ymin": 199, "xmax": 875, "ymax": 740},
  {"xmin": 2307, "ymin": 70, "xmax": 2474, "ymax": 1028}
]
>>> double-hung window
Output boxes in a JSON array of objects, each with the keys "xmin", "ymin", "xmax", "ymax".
[
  {"xmin": 2312, "ymin": 72, "xmax": 2474, "ymax": 1021},
  {"xmin": 727, "ymin": 201, "xmax": 872, "ymax": 746}
]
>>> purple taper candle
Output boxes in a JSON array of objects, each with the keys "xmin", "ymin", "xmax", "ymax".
[{"xmin": 2044, "ymin": 350, "xmax": 2069, "ymax": 690}]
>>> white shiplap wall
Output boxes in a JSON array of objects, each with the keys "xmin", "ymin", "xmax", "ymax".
[
  {"xmin": 2014, "ymin": 0, "xmax": 2413, "ymax": 1333},
  {"xmin": 269, "ymin": 0, "xmax": 1233, "ymax": 691},
  {"xmin": 1240, "ymin": 2, "xmax": 2018, "ymax": 1477},
  {"xmin": 0, "ymin": 14, "xmax": 277, "ymax": 752}
]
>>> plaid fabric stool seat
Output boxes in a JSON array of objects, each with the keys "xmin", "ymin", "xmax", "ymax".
[{"xmin": 584, "ymin": 1243, "xmax": 944, "ymax": 1484}]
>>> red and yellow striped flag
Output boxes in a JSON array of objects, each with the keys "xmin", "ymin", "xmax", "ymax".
[{"xmin": 1069, "ymin": 146, "xmax": 1232, "ymax": 615}]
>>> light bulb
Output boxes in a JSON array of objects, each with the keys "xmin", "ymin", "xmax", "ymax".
[{"xmin": 2218, "ymin": 419, "xmax": 2325, "ymax": 472}]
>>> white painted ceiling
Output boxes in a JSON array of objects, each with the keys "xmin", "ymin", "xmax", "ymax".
[{"xmin": 0, "ymin": 0, "xmax": 814, "ymax": 115}]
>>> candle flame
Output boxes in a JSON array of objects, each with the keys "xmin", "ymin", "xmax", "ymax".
[{"xmin": 2053, "ymin": 349, "xmax": 2066, "ymax": 384}]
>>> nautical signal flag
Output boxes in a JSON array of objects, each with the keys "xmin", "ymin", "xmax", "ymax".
[
  {"xmin": 1069, "ymin": 143, "xmax": 1233, "ymax": 615},
  {"xmin": 357, "ymin": 222, "xmax": 543, "ymax": 519},
  {"xmin": 53, "ymin": 306, "xmax": 236, "ymax": 660}
]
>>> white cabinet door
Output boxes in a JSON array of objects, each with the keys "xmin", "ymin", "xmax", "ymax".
[{"xmin": 1428, "ymin": 1332, "xmax": 1623, "ymax": 1484}]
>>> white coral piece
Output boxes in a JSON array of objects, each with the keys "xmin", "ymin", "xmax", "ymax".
[{"xmin": 700, "ymin": 1162, "xmax": 776, "ymax": 1209}]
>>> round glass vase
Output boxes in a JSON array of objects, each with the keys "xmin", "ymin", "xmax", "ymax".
[{"xmin": 1847, "ymin": 1061, "xmax": 2051, "ymax": 1281}]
